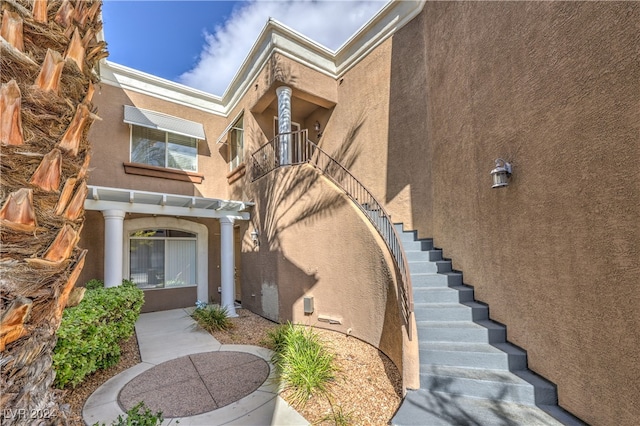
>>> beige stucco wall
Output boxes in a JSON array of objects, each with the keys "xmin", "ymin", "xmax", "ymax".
[{"xmin": 381, "ymin": 3, "xmax": 639, "ymax": 425}]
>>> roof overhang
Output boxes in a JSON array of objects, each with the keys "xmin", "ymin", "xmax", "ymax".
[{"xmin": 84, "ymin": 185, "xmax": 252, "ymax": 220}]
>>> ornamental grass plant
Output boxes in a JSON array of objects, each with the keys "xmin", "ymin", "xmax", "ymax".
[
  {"xmin": 266, "ymin": 322, "xmax": 337, "ymax": 408},
  {"xmin": 191, "ymin": 303, "xmax": 234, "ymax": 332}
]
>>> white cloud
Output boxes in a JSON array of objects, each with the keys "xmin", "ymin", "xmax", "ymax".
[{"xmin": 178, "ymin": 0, "xmax": 388, "ymax": 96}]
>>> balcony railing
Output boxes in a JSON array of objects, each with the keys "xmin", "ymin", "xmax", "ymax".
[
  {"xmin": 251, "ymin": 133, "xmax": 413, "ymax": 334},
  {"xmin": 251, "ymin": 129, "xmax": 309, "ymax": 180}
]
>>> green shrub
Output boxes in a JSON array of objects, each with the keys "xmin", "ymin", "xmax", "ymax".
[
  {"xmin": 266, "ymin": 323, "xmax": 336, "ymax": 407},
  {"xmin": 53, "ymin": 280, "xmax": 144, "ymax": 388},
  {"xmin": 93, "ymin": 401, "xmax": 163, "ymax": 426},
  {"xmin": 85, "ymin": 278, "xmax": 104, "ymax": 290},
  {"xmin": 191, "ymin": 304, "xmax": 234, "ymax": 332}
]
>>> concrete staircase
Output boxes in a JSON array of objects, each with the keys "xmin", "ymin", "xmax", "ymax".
[{"xmin": 391, "ymin": 224, "xmax": 584, "ymax": 426}]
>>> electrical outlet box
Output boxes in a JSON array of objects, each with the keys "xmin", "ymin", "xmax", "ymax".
[{"xmin": 303, "ymin": 297, "xmax": 314, "ymax": 314}]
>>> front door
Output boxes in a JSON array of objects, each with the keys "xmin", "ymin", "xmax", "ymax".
[{"xmin": 274, "ymin": 118, "xmax": 302, "ymax": 163}]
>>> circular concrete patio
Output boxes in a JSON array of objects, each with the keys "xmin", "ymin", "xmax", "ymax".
[{"xmin": 118, "ymin": 351, "xmax": 270, "ymax": 418}]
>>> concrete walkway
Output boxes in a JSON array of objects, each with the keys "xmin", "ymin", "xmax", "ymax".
[{"xmin": 83, "ymin": 308, "xmax": 309, "ymax": 425}]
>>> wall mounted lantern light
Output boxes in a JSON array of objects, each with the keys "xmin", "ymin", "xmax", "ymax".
[
  {"xmin": 490, "ymin": 158, "xmax": 512, "ymax": 188},
  {"xmin": 314, "ymin": 121, "xmax": 323, "ymax": 139},
  {"xmin": 250, "ymin": 229, "xmax": 259, "ymax": 247}
]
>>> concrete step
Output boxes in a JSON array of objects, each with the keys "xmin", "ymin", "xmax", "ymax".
[
  {"xmin": 411, "ymin": 272, "xmax": 463, "ymax": 288},
  {"xmin": 412, "ymin": 285, "xmax": 474, "ymax": 303},
  {"xmin": 405, "ymin": 249, "xmax": 443, "ymax": 262},
  {"xmin": 416, "ymin": 320, "xmax": 506, "ymax": 343},
  {"xmin": 414, "ymin": 301, "xmax": 489, "ymax": 322},
  {"xmin": 392, "ymin": 389, "xmax": 568, "ymax": 426},
  {"xmin": 419, "ymin": 365, "xmax": 557, "ymax": 405},
  {"xmin": 408, "ymin": 260, "xmax": 452, "ymax": 274},
  {"xmin": 400, "ymin": 238, "xmax": 434, "ymax": 251},
  {"xmin": 419, "ymin": 341, "xmax": 527, "ymax": 370},
  {"xmin": 399, "ymin": 231, "xmax": 418, "ymax": 243},
  {"xmin": 394, "ymin": 222, "xmax": 409, "ymax": 234}
]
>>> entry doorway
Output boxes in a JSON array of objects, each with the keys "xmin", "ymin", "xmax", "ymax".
[{"xmin": 274, "ymin": 118, "xmax": 304, "ymax": 163}]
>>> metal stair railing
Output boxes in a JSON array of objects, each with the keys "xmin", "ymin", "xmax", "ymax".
[{"xmin": 251, "ymin": 134, "xmax": 414, "ymax": 334}]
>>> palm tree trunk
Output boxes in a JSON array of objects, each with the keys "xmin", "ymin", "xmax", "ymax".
[{"xmin": 1, "ymin": 0, "xmax": 106, "ymax": 424}]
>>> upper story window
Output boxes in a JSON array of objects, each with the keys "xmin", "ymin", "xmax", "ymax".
[
  {"xmin": 229, "ymin": 115, "xmax": 244, "ymax": 171},
  {"xmin": 131, "ymin": 125, "xmax": 198, "ymax": 172},
  {"xmin": 124, "ymin": 105, "xmax": 205, "ymax": 173}
]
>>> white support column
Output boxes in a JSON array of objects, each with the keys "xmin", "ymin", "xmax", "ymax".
[
  {"xmin": 103, "ymin": 209, "xmax": 125, "ymax": 288},
  {"xmin": 276, "ymin": 85, "xmax": 292, "ymax": 165},
  {"xmin": 220, "ymin": 217, "xmax": 238, "ymax": 317}
]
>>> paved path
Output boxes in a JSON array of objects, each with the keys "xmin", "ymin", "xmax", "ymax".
[{"xmin": 83, "ymin": 308, "xmax": 309, "ymax": 425}]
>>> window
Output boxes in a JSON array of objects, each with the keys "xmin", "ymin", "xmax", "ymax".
[
  {"xmin": 130, "ymin": 125, "xmax": 198, "ymax": 172},
  {"xmin": 129, "ymin": 229, "xmax": 197, "ymax": 289},
  {"xmin": 229, "ymin": 116, "xmax": 244, "ymax": 171}
]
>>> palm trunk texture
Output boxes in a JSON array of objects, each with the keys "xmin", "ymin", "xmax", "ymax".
[{"xmin": 1, "ymin": 0, "xmax": 107, "ymax": 424}]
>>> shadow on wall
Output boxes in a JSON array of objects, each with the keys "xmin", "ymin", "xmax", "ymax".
[
  {"xmin": 251, "ymin": 116, "xmax": 364, "ymax": 253},
  {"xmin": 240, "ymin": 117, "xmax": 364, "ymax": 320},
  {"xmin": 264, "ymin": 54, "xmax": 298, "ymax": 88}
]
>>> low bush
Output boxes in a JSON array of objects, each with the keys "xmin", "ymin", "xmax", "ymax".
[
  {"xmin": 266, "ymin": 322, "xmax": 336, "ymax": 407},
  {"xmin": 53, "ymin": 280, "xmax": 144, "ymax": 388},
  {"xmin": 85, "ymin": 278, "xmax": 104, "ymax": 290},
  {"xmin": 93, "ymin": 401, "xmax": 163, "ymax": 426},
  {"xmin": 191, "ymin": 304, "xmax": 234, "ymax": 332}
]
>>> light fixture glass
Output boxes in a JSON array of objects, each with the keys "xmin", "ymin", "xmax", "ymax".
[
  {"xmin": 490, "ymin": 158, "xmax": 512, "ymax": 188},
  {"xmin": 250, "ymin": 229, "xmax": 259, "ymax": 246}
]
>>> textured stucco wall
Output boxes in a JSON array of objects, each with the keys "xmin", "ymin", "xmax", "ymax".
[{"xmin": 386, "ymin": 2, "xmax": 639, "ymax": 424}]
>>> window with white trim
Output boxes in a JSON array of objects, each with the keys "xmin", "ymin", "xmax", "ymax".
[
  {"xmin": 229, "ymin": 115, "xmax": 244, "ymax": 171},
  {"xmin": 129, "ymin": 229, "xmax": 197, "ymax": 289},
  {"xmin": 130, "ymin": 125, "xmax": 198, "ymax": 172}
]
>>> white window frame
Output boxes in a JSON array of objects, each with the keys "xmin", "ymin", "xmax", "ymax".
[
  {"xmin": 229, "ymin": 115, "xmax": 244, "ymax": 172},
  {"xmin": 123, "ymin": 217, "xmax": 208, "ymax": 301},
  {"xmin": 129, "ymin": 124, "xmax": 199, "ymax": 172}
]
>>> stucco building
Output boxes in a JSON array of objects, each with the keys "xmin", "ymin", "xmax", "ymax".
[{"xmin": 80, "ymin": 1, "xmax": 639, "ymax": 425}]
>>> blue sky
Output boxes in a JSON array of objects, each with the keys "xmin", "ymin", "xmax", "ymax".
[{"xmin": 102, "ymin": 1, "xmax": 389, "ymax": 96}]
